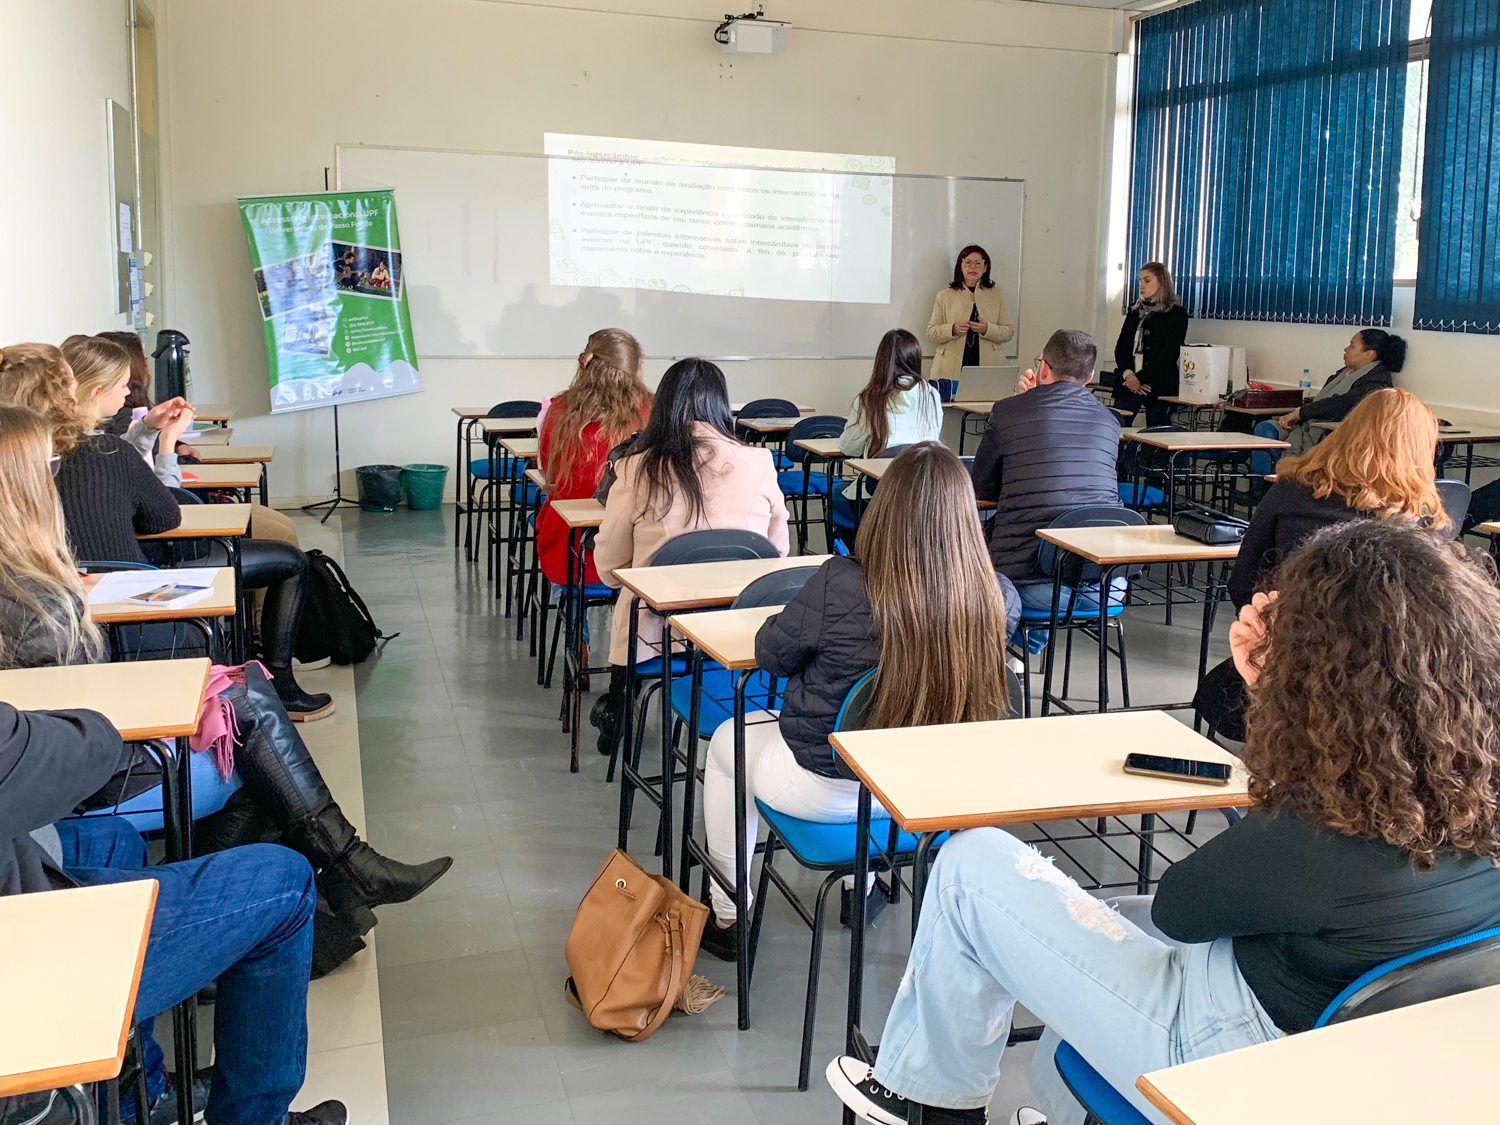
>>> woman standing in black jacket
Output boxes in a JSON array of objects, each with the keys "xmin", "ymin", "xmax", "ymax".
[
  {"xmin": 697, "ymin": 444, "xmax": 1012, "ymax": 958},
  {"xmin": 1112, "ymin": 262, "xmax": 1189, "ymax": 427}
]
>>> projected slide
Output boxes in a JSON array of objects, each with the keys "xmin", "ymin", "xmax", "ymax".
[{"xmin": 544, "ymin": 134, "xmax": 894, "ymax": 304}]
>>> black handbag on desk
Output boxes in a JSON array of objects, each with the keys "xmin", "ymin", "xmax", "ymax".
[{"xmin": 1174, "ymin": 505, "xmax": 1248, "ymax": 545}]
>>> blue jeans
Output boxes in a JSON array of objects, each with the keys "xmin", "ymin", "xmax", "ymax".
[
  {"xmin": 58, "ymin": 816, "xmax": 316, "ymax": 1125},
  {"xmin": 872, "ymin": 828, "xmax": 1281, "ymax": 1123},
  {"xmin": 1251, "ymin": 420, "xmax": 1288, "ymax": 476},
  {"xmin": 1014, "ymin": 578, "xmax": 1128, "ymax": 654}
]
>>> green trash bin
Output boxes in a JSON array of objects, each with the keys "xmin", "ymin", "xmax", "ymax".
[
  {"xmin": 355, "ymin": 464, "xmax": 403, "ymax": 512},
  {"xmin": 401, "ymin": 463, "xmax": 449, "ymax": 511}
]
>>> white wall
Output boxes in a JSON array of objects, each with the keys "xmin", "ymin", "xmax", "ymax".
[
  {"xmin": 154, "ymin": 0, "xmax": 1123, "ymax": 503},
  {"xmin": 0, "ymin": 0, "xmax": 135, "ymax": 341},
  {"xmin": 1182, "ymin": 293, "xmax": 1500, "ymax": 426}
]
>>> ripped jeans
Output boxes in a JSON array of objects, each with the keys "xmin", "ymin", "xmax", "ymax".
[{"xmin": 872, "ymin": 828, "xmax": 1281, "ymax": 1124}]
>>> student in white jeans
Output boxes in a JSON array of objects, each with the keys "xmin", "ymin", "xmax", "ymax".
[
  {"xmin": 828, "ymin": 522, "xmax": 1500, "ymax": 1125},
  {"xmin": 695, "ymin": 444, "xmax": 1014, "ymax": 961},
  {"xmin": 702, "ymin": 710, "xmax": 884, "ymax": 924}
]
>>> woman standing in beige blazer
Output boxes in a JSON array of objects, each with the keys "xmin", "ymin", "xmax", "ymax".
[{"xmin": 926, "ymin": 244, "xmax": 1016, "ymax": 386}]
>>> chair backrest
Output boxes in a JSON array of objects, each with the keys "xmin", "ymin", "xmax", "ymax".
[
  {"xmin": 1035, "ymin": 505, "xmax": 1147, "ymax": 586},
  {"xmin": 1314, "ymin": 925, "xmax": 1500, "ymax": 1028},
  {"xmin": 1118, "ymin": 423, "xmax": 1187, "ymax": 480},
  {"xmin": 171, "ymin": 486, "xmax": 202, "ymax": 505},
  {"xmin": 782, "ymin": 415, "xmax": 847, "ymax": 464},
  {"xmin": 877, "ymin": 443, "xmax": 912, "ymax": 461},
  {"xmin": 1435, "ymin": 478, "xmax": 1471, "ymax": 541},
  {"xmin": 488, "ymin": 400, "xmax": 542, "ymax": 418},
  {"xmin": 78, "ymin": 561, "xmax": 160, "ymax": 573},
  {"xmin": 735, "ymin": 398, "xmax": 799, "ymax": 439},
  {"xmin": 732, "ymin": 565, "xmax": 820, "ymax": 609},
  {"xmin": 736, "ymin": 398, "xmax": 798, "ymax": 420},
  {"xmin": 649, "ymin": 528, "xmax": 781, "ymax": 568}
]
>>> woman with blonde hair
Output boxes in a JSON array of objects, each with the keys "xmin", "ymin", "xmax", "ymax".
[
  {"xmin": 1229, "ymin": 386, "xmax": 1445, "ymax": 606},
  {"xmin": 0, "ymin": 400, "xmax": 452, "ymax": 950},
  {"xmin": 696, "ymin": 442, "xmax": 1011, "ymax": 958},
  {"xmin": 536, "ymin": 328, "xmax": 652, "ymax": 588},
  {"xmin": 1197, "ymin": 387, "xmax": 1446, "ymax": 741},
  {"xmin": 0, "ymin": 342, "xmax": 326, "ymax": 719},
  {"xmin": 0, "ymin": 404, "xmax": 103, "ymax": 669},
  {"xmin": 60, "ymin": 334, "xmax": 195, "ymax": 484}
]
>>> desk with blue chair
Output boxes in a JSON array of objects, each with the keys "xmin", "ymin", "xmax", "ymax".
[
  {"xmin": 829, "ymin": 710, "xmax": 1249, "ymax": 1124},
  {"xmin": 610, "ymin": 552, "xmax": 832, "ymax": 880},
  {"xmin": 1031, "ymin": 523, "xmax": 1240, "ymax": 717},
  {"xmin": 476, "ymin": 414, "xmax": 539, "ymax": 583},
  {"xmin": 493, "ymin": 435, "xmax": 540, "ymax": 616},
  {"xmin": 542, "ymin": 498, "xmax": 608, "ymax": 773}
]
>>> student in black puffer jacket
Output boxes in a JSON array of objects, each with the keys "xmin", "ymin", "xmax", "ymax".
[{"xmin": 697, "ymin": 443, "xmax": 1014, "ymax": 960}]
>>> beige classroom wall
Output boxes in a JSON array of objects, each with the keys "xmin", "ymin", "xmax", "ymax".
[
  {"xmin": 154, "ymin": 0, "xmax": 1123, "ymax": 503},
  {"xmin": 0, "ymin": 0, "xmax": 137, "ymax": 342}
]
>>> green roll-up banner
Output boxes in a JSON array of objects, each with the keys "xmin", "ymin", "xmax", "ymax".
[{"xmin": 238, "ymin": 189, "xmax": 421, "ymax": 414}]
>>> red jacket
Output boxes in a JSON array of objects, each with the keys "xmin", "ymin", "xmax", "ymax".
[{"xmin": 536, "ymin": 409, "xmax": 641, "ymax": 585}]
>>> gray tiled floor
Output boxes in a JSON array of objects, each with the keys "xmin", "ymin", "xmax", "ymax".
[{"xmin": 347, "ymin": 508, "xmax": 1232, "ymax": 1125}]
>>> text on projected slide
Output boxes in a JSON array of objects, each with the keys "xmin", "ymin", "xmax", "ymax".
[{"xmin": 544, "ymin": 134, "xmax": 894, "ymax": 304}]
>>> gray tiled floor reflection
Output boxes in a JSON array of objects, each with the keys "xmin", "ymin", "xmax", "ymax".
[{"xmin": 350, "ymin": 509, "xmax": 1232, "ymax": 1125}]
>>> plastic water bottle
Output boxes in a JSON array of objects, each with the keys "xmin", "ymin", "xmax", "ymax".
[{"xmin": 1299, "ymin": 368, "xmax": 1312, "ymax": 390}]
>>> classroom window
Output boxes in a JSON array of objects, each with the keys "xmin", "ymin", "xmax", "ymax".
[{"xmin": 1126, "ymin": 0, "xmax": 1411, "ymax": 325}]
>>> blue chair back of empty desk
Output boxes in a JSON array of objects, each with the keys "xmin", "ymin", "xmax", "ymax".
[{"xmin": 649, "ymin": 528, "xmax": 781, "ymax": 568}]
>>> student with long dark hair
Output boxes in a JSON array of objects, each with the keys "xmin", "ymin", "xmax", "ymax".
[
  {"xmin": 829, "ymin": 520, "xmax": 1500, "ymax": 1125},
  {"xmin": 698, "ymin": 443, "xmax": 1011, "ymax": 958},
  {"xmin": 591, "ymin": 359, "xmax": 789, "ymax": 747}
]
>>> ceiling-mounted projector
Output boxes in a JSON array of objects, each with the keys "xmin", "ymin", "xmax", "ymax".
[{"xmin": 715, "ymin": 5, "xmax": 789, "ymax": 54}]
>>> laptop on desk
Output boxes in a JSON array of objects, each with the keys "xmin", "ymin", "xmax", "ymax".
[{"xmin": 958, "ymin": 365, "xmax": 1021, "ymax": 404}]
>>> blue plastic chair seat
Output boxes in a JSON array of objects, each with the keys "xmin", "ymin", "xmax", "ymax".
[
  {"xmin": 758, "ymin": 801, "xmax": 948, "ymax": 867},
  {"xmin": 772, "ymin": 451, "xmax": 794, "ymax": 470},
  {"xmin": 633, "ymin": 656, "xmax": 691, "ymax": 676},
  {"xmin": 1019, "ymin": 600, "xmax": 1125, "ymax": 621},
  {"xmin": 1117, "ymin": 483, "xmax": 1166, "ymax": 508},
  {"xmin": 1053, "ymin": 1040, "xmax": 1152, "ymax": 1125},
  {"xmin": 778, "ymin": 470, "xmax": 830, "ymax": 496},
  {"xmin": 80, "ymin": 755, "xmax": 243, "ymax": 834},
  {"xmin": 669, "ymin": 668, "xmax": 775, "ymax": 738},
  {"xmin": 470, "ymin": 457, "xmax": 528, "ymax": 480},
  {"xmin": 510, "ymin": 481, "xmax": 542, "ymax": 505}
]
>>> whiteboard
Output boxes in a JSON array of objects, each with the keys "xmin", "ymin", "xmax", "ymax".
[{"xmin": 337, "ymin": 144, "xmax": 1023, "ymax": 360}]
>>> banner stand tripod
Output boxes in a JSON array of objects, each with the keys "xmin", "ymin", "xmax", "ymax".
[{"xmin": 301, "ymin": 404, "xmax": 361, "ymax": 524}]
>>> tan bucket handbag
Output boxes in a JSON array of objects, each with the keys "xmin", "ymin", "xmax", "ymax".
[{"xmin": 564, "ymin": 849, "xmax": 721, "ymax": 1041}]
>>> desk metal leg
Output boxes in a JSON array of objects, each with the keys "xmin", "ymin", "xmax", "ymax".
[
  {"xmin": 1040, "ymin": 552, "xmax": 1065, "ymax": 717},
  {"xmin": 658, "ymin": 623, "xmax": 675, "ymax": 879},
  {"xmin": 845, "ymin": 785, "xmax": 872, "ymax": 1079},
  {"xmin": 677, "ymin": 650, "xmax": 706, "ymax": 891},
  {"xmin": 732, "ymin": 670, "xmax": 751, "ymax": 1030},
  {"xmin": 911, "ymin": 831, "xmax": 937, "ymax": 941},
  {"xmin": 565, "ymin": 527, "xmax": 582, "ymax": 772},
  {"xmin": 454, "ymin": 418, "xmax": 464, "ymax": 548},
  {"xmin": 1137, "ymin": 813, "xmax": 1156, "ymax": 894},
  {"xmin": 1198, "ymin": 559, "xmax": 1226, "ymax": 682},
  {"xmin": 1165, "ymin": 454, "xmax": 1182, "ymax": 626}
]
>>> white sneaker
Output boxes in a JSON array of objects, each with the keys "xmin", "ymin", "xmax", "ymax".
[
  {"xmin": 825, "ymin": 1056, "xmax": 910, "ymax": 1124},
  {"xmin": 1006, "ymin": 655, "xmax": 1026, "ymax": 675},
  {"xmin": 1011, "ymin": 1110, "xmax": 1047, "ymax": 1125},
  {"xmin": 293, "ymin": 656, "xmax": 332, "ymax": 671}
]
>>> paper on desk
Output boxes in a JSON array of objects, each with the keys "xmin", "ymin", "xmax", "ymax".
[{"xmin": 87, "ymin": 568, "xmax": 220, "ymax": 608}]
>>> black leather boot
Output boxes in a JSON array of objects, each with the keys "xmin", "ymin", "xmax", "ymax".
[
  {"xmin": 268, "ymin": 663, "xmax": 334, "ymax": 723},
  {"xmin": 229, "ymin": 664, "xmax": 451, "ymax": 934}
]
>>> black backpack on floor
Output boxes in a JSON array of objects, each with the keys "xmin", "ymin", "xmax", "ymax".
[{"xmin": 294, "ymin": 549, "xmax": 396, "ymax": 665}]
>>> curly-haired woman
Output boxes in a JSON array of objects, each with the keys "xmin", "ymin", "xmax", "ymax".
[{"xmin": 827, "ymin": 520, "xmax": 1500, "ymax": 1125}]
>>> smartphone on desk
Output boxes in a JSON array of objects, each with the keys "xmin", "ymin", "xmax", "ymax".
[{"xmin": 1123, "ymin": 752, "xmax": 1233, "ymax": 786}]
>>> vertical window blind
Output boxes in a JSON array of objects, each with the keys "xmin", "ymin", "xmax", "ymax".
[
  {"xmin": 1128, "ymin": 0, "xmax": 1410, "ymax": 324},
  {"xmin": 1414, "ymin": 0, "xmax": 1500, "ymax": 333}
]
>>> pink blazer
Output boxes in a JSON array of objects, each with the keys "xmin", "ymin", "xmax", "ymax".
[{"xmin": 594, "ymin": 423, "xmax": 790, "ymax": 665}]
